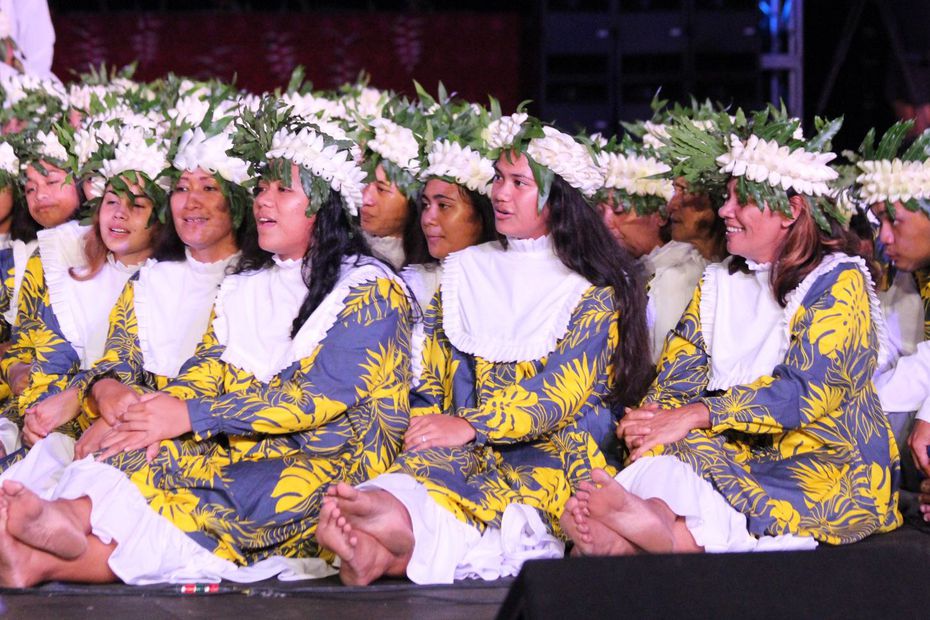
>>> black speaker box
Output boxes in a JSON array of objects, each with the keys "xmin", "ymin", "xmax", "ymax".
[{"xmin": 497, "ymin": 546, "xmax": 925, "ymax": 619}]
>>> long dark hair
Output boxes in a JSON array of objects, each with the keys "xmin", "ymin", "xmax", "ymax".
[
  {"xmin": 404, "ymin": 183, "xmax": 497, "ymax": 266},
  {"xmin": 729, "ymin": 193, "xmax": 867, "ymax": 306},
  {"xmin": 547, "ymin": 175, "xmax": 653, "ymax": 408}
]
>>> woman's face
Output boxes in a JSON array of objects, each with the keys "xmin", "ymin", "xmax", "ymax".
[
  {"xmin": 253, "ymin": 162, "xmax": 315, "ymax": 260},
  {"xmin": 873, "ymin": 201, "xmax": 930, "ymax": 272},
  {"xmin": 99, "ymin": 179, "xmax": 157, "ymax": 265},
  {"xmin": 717, "ymin": 178, "xmax": 791, "ymax": 264},
  {"xmin": 490, "ymin": 152, "xmax": 549, "ymax": 239},
  {"xmin": 666, "ymin": 177, "xmax": 716, "ymax": 244},
  {"xmin": 360, "ymin": 164, "xmax": 410, "ymax": 238},
  {"xmin": 172, "ymin": 168, "xmax": 237, "ymax": 261},
  {"xmin": 24, "ymin": 161, "xmax": 81, "ymax": 229},
  {"xmin": 420, "ymin": 179, "xmax": 484, "ymax": 260},
  {"xmin": 599, "ymin": 198, "xmax": 663, "ymax": 258}
]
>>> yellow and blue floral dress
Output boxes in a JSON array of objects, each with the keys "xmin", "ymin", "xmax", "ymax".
[
  {"xmin": 644, "ymin": 259, "xmax": 902, "ymax": 544},
  {"xmin": 104, "ymin": 259, "xmax": 412, "ymax": 564}
]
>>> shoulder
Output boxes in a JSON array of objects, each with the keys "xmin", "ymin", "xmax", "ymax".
[{"xmin": 797, "ymin": 257, "xmax": 869, "ymax": 309}]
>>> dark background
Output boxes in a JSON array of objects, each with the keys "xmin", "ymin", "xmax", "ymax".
[{"xmin": 45, "ymin": 1, "xmax": 930, "ymax": 152}]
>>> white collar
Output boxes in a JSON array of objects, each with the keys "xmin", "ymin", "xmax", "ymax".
[
  {"xmin": 643, "ymin": 241, "xmax": 705, "ymax": 277},
  {"xmin": 213, "ymin": 256, "xmax": 398, "ymax": 383},
  {"xmin": 135, "ymin": 251, "xmax": 237, "ymax": 378},
  {"xmin": 701, "ymin": 253, "xmax": 892, "ymax": 390},
  {"xmin": 41, "ymin": 225, "xmax": 141, "ymax": 369},
  {"xmin": 401, "ymin": 262, "xmax": 443, "ymax": 388},
  {"xmin": 0, "ymin": 232, "xmax": 11, "ymax": 251},
  {"xmin": 440, "ymin": 235, "xmax": 592, "ymax": 362},
  {"xmin": 4, "ymin": 237, "xmax": 38, "ymax": 326},
  {"xmin": 364, "ymin": 232, "xmax": 405, "ymax": 270}
]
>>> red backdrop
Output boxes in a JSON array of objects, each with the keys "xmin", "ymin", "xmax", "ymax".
[{"xmin": 50, "ymin": 11, "xmax": 522, "ymax": 108}]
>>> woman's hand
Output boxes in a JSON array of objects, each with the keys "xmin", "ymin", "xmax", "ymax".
[
  {"xmin": 7, "ymin": 362, "xmax": 31, "ymax": 396},
  {"xmin": 22, "ymin": 388, "xmax": 80, "ymax": 446},
  {"xmin": 91, "ymin": 378, "xmax": 141, "ymax": 425},
  {"xmin": 616, "ymin": 402, "xmax": 661, "ymax": 448},
  {"xmin": 97, "ymin": 392, "xmax": 191, "ymax": 461},
  {"xmin": 404, "ymin": 414, "xmax": 476, "ymax": 451},
  {"xmin": 624, "ymin": 402, "xmax": 711, "ymax": 462},
  {"xmin": 74, "ymin": 418, "xmax": 113, "ymax": 459}
]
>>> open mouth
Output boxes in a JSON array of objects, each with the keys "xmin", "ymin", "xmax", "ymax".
[
  {"xmin": 183, "ymin": 216, "xmax": 208, "ymax": 225},
  {"xmin": 257, "ymin": 217, "xmax": 277, "ymax": 227},
  {"xmin": 725, "ymin": 225, "xmax": 745, "ymax": 234},
  {"xmin": 108, "ymin": 227, "xmax": 129, "ymax": 236}
]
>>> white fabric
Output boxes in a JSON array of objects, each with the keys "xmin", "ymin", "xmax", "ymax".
[
  {"xmin": 364, "ymin": 232, "xmax": 405, "ymax": 270},
  {"xmin": 0, "ymin": 416, "xmax": 20, "ymax": 454},
  {"xmin": 214, "ymin": 256, "xmax": 397, "ymax": 383},
  {"xmin": 876, "ymin": 340, "xmax": 930, "ymax": 421},
  {"xmin": 878, "ymin": 270, "xmax": 924, "ymax": 358},
  {"xmin": 0, "ymin": 0, "xmax": 56, "ymax": 78},
  {"xmin": 42, "ymin": 221, "xmax": 140, "ymax": 369},
  {"xmin": 0, "ymin": 434, "xmax": 335, "ymax": 584},
  {"xmin": 135, "ymin": 250, "xmax": 235, "ymax": 378},
  {"xmin": 615, "ymin": 455, "xmax": 818, "ymax": 552},
  {"xmin": 441, "ymin": 236, "xmax": 592, "ymax": 363},
  {"xmin": 702, "ymin": 253, "xmax": 892, "ymax": 391},
  {"xmin": 401, "ymin": 263, "xmax": 443, "ymax": 387},
  {"xmin": 642, "ymin": 241, "xmax": 706, "ymax": 363},
  {"xmin": 4, "ymin": 237, "xmax": 37, "ymax": 326},
  {"xmin": 362, "ymin": 473, "xmax": 563, "ymax": 585},
  {"xmin": 0, "ymin": 232, "xmax": 10, "ymax": 251}
]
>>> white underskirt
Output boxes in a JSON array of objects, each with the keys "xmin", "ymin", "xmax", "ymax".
[
  {"xmin": 0, "ymin": 434, "xmax": 335, "ymax": 584},
  {"xmin": 361, "ymin": 472, "xmax": 564, "ymax": 584},
  {"xmin": 0, "ymin": 417, "xmax": 21, "ymax": 456},
  {"xmin": 614, "ymin": 455, "xmax": 817, "ymax": 552}
]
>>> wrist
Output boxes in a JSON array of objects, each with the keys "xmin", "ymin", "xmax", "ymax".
[{"xmin": 687, "ymin": 402, "xmax": 711, "ymax": 429}]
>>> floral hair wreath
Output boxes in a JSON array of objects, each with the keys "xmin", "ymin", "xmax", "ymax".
[
  {"xmin": 662, "ymin": 105, "xmax": 846, "ymax": 232},
  {"xmin": 419, "ymin": 95, "xmax": 495, "ymax": 195},
  {"xmin": 231, "ymin": 98, "xmax": 366, "ymax": 219},
  {"xmin": 584, "ymin": 133, "xmax": 674, "ymax": 216},
  {"xmin": 841, "ymin": 120, "xmax": 930, "ymax": 219},
  {"xmin": 483, "ymin": 102, "xmax": 603, "ymax": 212},
  {"xmin": 356, "ymin": 93, "xmax": 426, "ymax": 199}
]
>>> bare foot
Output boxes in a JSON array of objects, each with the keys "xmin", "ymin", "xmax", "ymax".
[
  {"xmin": 317, "ymin": 496, "xmax": 400, "ymax": 586},
  {"xmin": 560, "ymin": 496, "xmax": 637, "ymax": 556},
  {"xmin": 2, "ymin": 480, "xmax": 88, "ymax": 560},
  {"xmin": 0, "ymin": 501, "xmax": 41, "ymax": 587},
  {"xmin": 577, "ymin": 468, "xmax": 678, "ymax": 554},
  {"xmin": 328, "ymin": 482, "xmax": 414, "ymax": 558}
]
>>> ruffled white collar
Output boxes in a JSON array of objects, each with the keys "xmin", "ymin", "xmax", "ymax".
[
  {"xmin": 642, "ymin": 240, "xmax": 705, "ymax": 279},
  {"xmin": 213, "ymin": 255, "xmax": 398, "ymax": 383},
  {"xmin": 364, "ymin": 232, "xmax": 405, "ymax": 270},
  {"xmin": 41, "ymin": 222, "xmax": 141, "ymax": 369},
  {"xmin": 440, "ymin": 235, "xmax": 592, "ymax": 362},
  {"xmin": 135, "ymin": 250, "xmax": 237, "ymax": 378},
  {"xmin": 4, "ymin": 237, "xmax": 39, "ymax": 326},
  {"xmin": 401, "ymin": 263, "xmax": 444, "ymax": 387},
  {"xmin": 701, "ymin": 253, "xmax": 892, "ymax": 391}
]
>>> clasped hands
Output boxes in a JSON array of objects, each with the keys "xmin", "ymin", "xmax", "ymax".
[
  {"xmin": 72, "ymin": 379, "xmax": 191, "ymax": 462},
  {"xmin": 616, "ymin": 401, "xmax": 711, "ymax": 461},
  {"xmin": 403, "ymin": 414, "xmax": 476, "ymax": 452}
]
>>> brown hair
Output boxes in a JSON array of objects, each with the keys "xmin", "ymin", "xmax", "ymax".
[
  {"xmin": 69, "ymin": 200, "xmax": 162, "ymax": 282},
  {"xmin": 729, "ymin": 194, "xmax": 867, "ymax": 307}
]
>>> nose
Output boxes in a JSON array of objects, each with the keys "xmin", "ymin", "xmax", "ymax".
[
  {"xmin": 718, "ymin": 193, "xmax": 737, "ymax": 219},
  {"xmin": 179, "ymin": 189, "xmax": 202, "ymax": 210},
  {"xmin": 254, "ymin": 188, "xmax": 273, "ymax": 210},
  {"xmin": 362, "ymin": 182, "xmax": 377, "ymax": 207},
  {"xmin": 877, "ymin": 219, "xmax": 895, "ymax": 246},
  {"xmin": 491, "ymin": 180, "xmax": 510, "ymax": 203}
]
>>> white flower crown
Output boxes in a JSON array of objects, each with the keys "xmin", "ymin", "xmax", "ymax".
[
  {"xmin": 367, "ymin": 118, "xmax": 421, "ymax": 176},
  {"xmin": 0, "ymin": 142, "xmax": 18, "ymax": 176},
  {"xmin": 266, "ymin": 126, "xmax": 367, "ymax": 216},
  {"xmin": 597, "ymin": 151, "xmax": 674, "ymax": 201},
  {"xmin": 99, "ymin": 127, "xmax": 170, "ymax": 190},
  {"xmin": 716, "ymin": 133, "xmax": 837, "ymax": 197},
  {"xmin": 855, "ymin": 158, "xmax": 930, "ymax": 205},
  {"xmin": 421, "ymin": 140, "xmax": 495, "ymax": 195},
  {"xmin": 36, "ymin": 130, "xmax": 69, "ymax": 163},
  {"xmin": 174, "ymin": 126, "xmax": 251, "ymax": 186},
  {"xmin": 483, "ymin": 112, "xmax": 528, "ymax": 150},
  {"xmin": 526, "ymin": 126, "xmax": 604, "ymax": 198}
]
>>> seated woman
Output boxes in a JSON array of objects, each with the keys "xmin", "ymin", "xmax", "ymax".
[
  {"xmin": 1, "ymin": 126, "xmax": 166, "ymax": 449},
  {"xmin": 318, "ymin": 116, "xmax": 652, "ymax": 585},
  {"xmin": 665, "ymin": 176, "xmax": 728, "ymax": 263},
  {"xmin": 0, "ymin": 113, "xmax": 412, "ymax": 586},
  {"xmin": 595, "ymin": 144, "xmax": 705, "ymax": 363},
  {"xmin": 563, "ymin": 115, "xmax": 902, "ymax": 555},
  {"xmin": 359, "ymin": 116, "xmax": 423, "ymax": 270},
  {"xmin": 67, "ymin": 123, "xmax": 256, "ymax": 458}
]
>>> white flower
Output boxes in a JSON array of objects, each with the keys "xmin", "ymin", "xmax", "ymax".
[
  {"xmin": 36, "ymin": 130, "xmax": 68, "ymax": 163},
  {"xmin": 526, "ymin": 126, "xmax": 604, "ymax": 198},
  {"xmin": 482, "ymin": 113, "xmax": 528, "ymax": 150},
  {"xmin": 367, "ymin": 118, "xmax": 421, "ymax": 175},
  {"xmin": 0, "ymin": 12, "xmax": 11, "ymax": 39},
  {"xmin": 85, "ymin": 174, "xmax": 106, "ymax": 200},
  {"xmin": 99, "ymin": 127, "xmax": 170, "ymax": 189},
  {"xmin": 173, "ymin": 127, "xmax": 250, "ymax": 185},
  {"xmin": 68, "ymin": 84, "xmax": 108, "ymax": 112},
  {"xmin": 589, "ymin": 133, "xmax": 609, "ymax": 150},
  {"xmin": 597, "ymin": 152, "xmax": 674, "ymax": 201},
  {"xmin": 642, "ymin": 121, "xmax": 669, "ymax": 150},
  {"xmin": 281, "ymin": 92, "xmax": 346, "ymax": 122},
  {"xmin": 0, "ymin": 73, "xmax": 67, "ymax": 110},
  {"xmin": 350, "ymin": 87, "xmax": 386, "ymax": 120},
  {"xmin": 856, "ymin": 158, "xmax": 930, "ymax": 205},
  {"xmin": 168, "ymin": 95, "xmax": 211, "ymax": 127},
  {"xmin": 0, "ymin": 142, "xmax": 18, "ymax": 175},
  {"xmin": 267, "ymin": 126, "xmax": 367, "ymax": 216},
  {"xmin": 421, "ymin": 140, "xmax": 495, "ymax": 195},
  {"xmin": 716, "ymin": 134, "xmax": 838, "ymax": 197}
]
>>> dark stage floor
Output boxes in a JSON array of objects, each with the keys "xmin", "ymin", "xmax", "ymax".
[{"xmin": 1, "ymin": 521, "xmax": 928, "ymax": 619}]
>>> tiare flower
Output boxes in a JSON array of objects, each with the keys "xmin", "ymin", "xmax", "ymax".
[
  {"xmin": 421, "ymin": 140, "xmax": 495, "ymax": 195},
  {"xmin": 716, "ymin": 134, "xmax": 837, "ymax": 197}
]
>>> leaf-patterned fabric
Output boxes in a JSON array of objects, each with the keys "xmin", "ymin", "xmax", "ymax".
[{"xmin": 645, "ymin": 263, "xmax": 902, "ymax": 544}]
